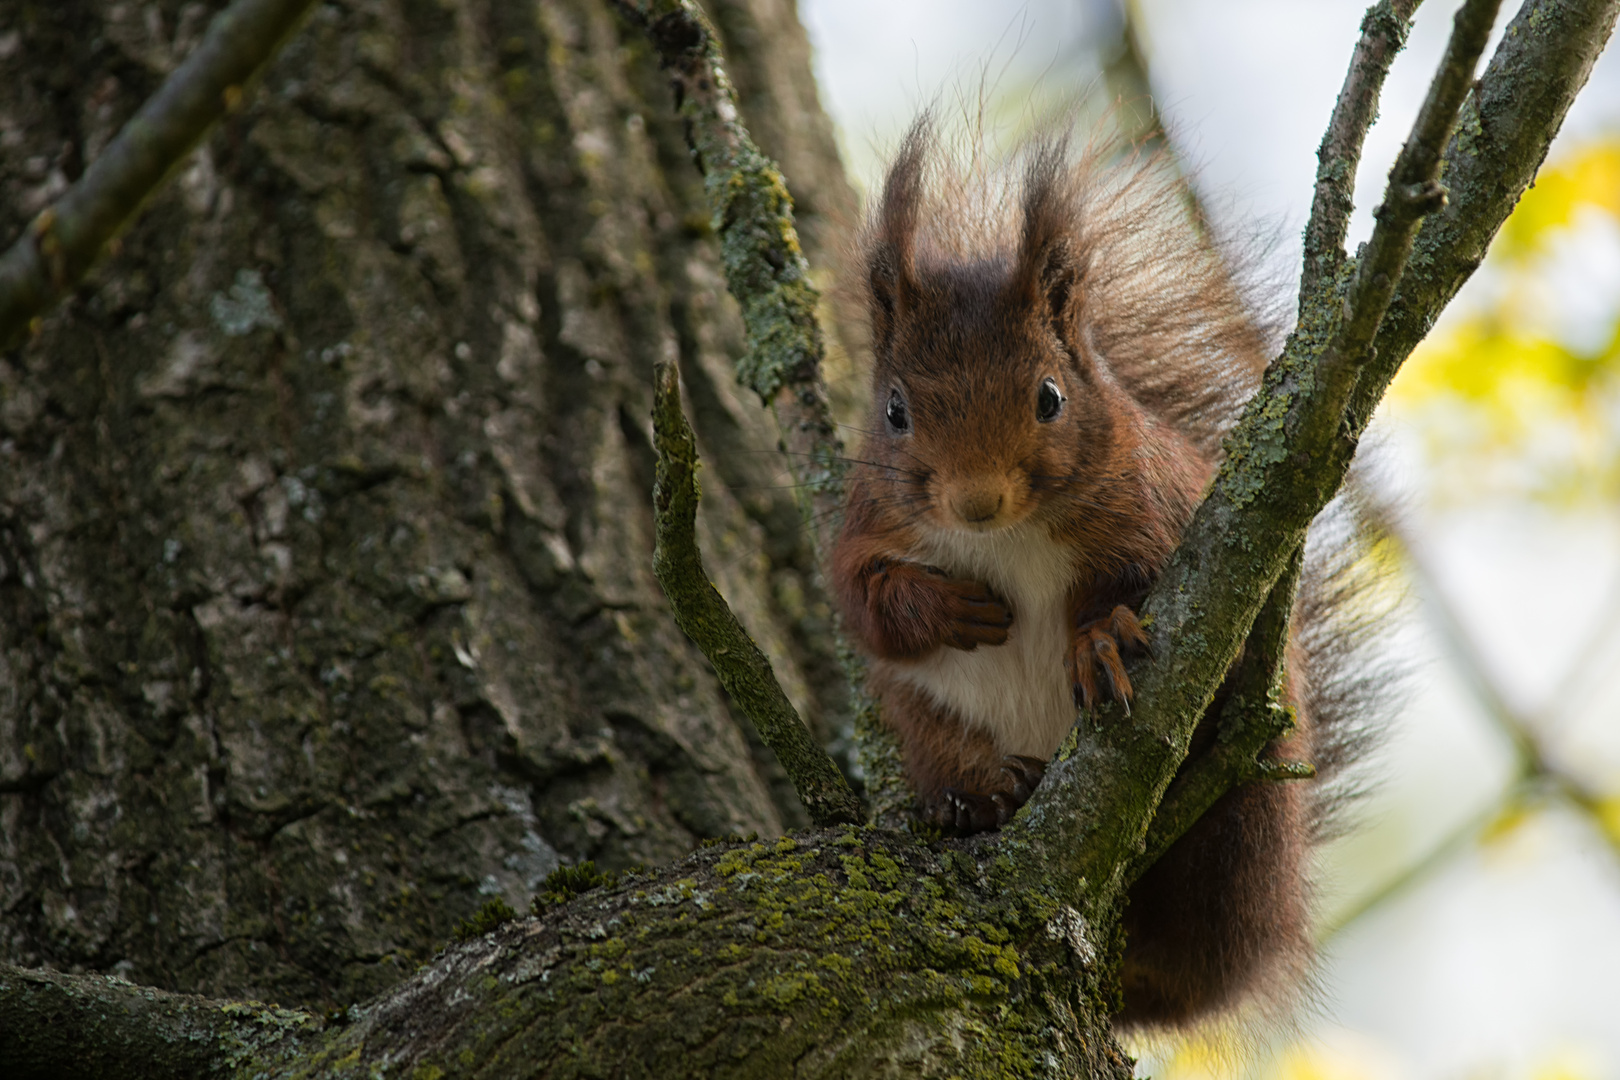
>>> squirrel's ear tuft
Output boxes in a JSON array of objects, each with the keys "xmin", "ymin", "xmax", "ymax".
[
  {"xmin": 1014, "ymin": 141, "xmax": 1087, "ymax": 345},
  {"xmin": 868, "ymin": 119, "xmax": 930, "ymax": 357}
]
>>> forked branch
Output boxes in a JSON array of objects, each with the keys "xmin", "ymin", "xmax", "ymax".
[
  {"xmin": 1130, "ymin": 0, "xmax": 1497, "ymax": 867},
  {"xmin": 1314, "ymin": 0, "xmax": 1504, "ymax": 415},
  {"xmin": 1003, "ymin": 0, "xmax": 1610, "ymax": 917},
  {"xmin": 1302, "ymin": 0, "xmax": 1424, "ymax": 298}
]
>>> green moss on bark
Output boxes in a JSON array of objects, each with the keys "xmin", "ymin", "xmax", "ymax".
[{"xmin": 243, "ymin": 827, "xmax": 1130, "ymax": 1080}]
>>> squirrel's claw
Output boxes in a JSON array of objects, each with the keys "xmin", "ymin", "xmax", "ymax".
[
  {"xmin": 929, "ymin": 754, "xmax": 1048, "ymax": 835},
  {"xmin": 1070, "ymin": 605, "xmax": 1148, "ymax": 711},
  {"xmin": 939, "ymin": 578, "xmax": 1013, "ymax": 650},
  {"xmin": 933, "ymin": 788, "xmax": 1012, "ymax": 834},
  {"xmin": 1000, "ymin": 754, "xmax": 1046, "ymax": 802}
]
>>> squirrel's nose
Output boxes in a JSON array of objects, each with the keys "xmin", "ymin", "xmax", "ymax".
[{"xmin": 951, "ymin": 490, "xmax": 1004, "ymax": 525}]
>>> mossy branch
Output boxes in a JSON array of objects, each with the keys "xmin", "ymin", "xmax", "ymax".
[
  {"xmin": 617, "ymin": 0, "xmax": 912, "ymax": 808},
  {"xmin": 652, "ymin": 362, "xmax": 864, "ymax": 827},
  {"xmin": 0, "ymin": 831, "xmax": 1129, "ymax": 1079},
  {"xmin": 0, "ymin": 0, "xmax": 319, "ymax": 351},
  {"xmin": 0, "ymin": 962, "xmax": 321, "ymax": 1080},
  {"xmin": 1127, "ymin": 548, "xmax": 1309, "ymax": 884},
  {"xmin": 1003, "ymin": 0, "xmax": 1613, "ymax": 919},
  {"xmin": 610, "ymin": 0, "xmax": 844, "ymax": 540}
]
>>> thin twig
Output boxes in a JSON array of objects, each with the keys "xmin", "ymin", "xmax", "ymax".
[
  {"xmin": 0, "ymin": 0, "xmax": 319, "ymax": 350},
  {"xmin": 1316, "ymin": 0, "xmax": 1503, "ymax": 420},
  {"xmin": 651, "ymin": 362, "xmax": 863, "ymax": 827},
  {"xmin": 1301, "ymin": 0, "xmax": 1425, "ymax": 300}
]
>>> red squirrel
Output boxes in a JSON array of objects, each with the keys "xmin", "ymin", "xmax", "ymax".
[{"xmin": 832, "ymin": 124, "xmax": 1366, "ymax": 1028}]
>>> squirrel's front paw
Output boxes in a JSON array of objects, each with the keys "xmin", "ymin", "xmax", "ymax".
[
  {"xmin": 932, "ymin": 572, "xmax": 1013, "ymax": 651},
  {"xmin": 927, "ymin": 755, "xmax": 1047, "ymax": 834},
  {"xmin": 1069, "ymin": 605, "xmax": 1149, "ymax": 710}
]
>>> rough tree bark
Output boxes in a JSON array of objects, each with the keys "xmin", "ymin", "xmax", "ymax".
[
  {"xmin": 1, "ymin": 0, "xmax": 1615, "ymax": 1077},
  {"xmin": 0, "ymin": 0, "xmax": 857, "ymax": 1008}
]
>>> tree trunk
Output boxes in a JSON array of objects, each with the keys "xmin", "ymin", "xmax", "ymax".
[{"xmin": 0, "ymin": 0, "xmax": 856, "ymax": 1011}]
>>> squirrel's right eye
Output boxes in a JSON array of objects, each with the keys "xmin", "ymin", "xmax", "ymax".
[
  {"xmin": 885, "ymin": 389, "xmax": 911, "ymax": 434},
  {"xmin": 1036, "ymin": 377, "xmax": 1065, "ymax": 423}
]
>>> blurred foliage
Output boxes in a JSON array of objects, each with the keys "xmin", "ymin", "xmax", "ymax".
[
  {"xmin": 1388, "ymin": 138, "xmax": 1620, "ymax": 505},
  {"xmin": 1595, "ymin": 793, "xmax": 1620, "ymax": 849},
  {"xmin": 1135, "ymin": 1029, "xmax": 1395, "ymax": 1080}
]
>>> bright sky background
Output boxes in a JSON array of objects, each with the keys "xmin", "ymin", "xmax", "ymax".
[{"xmin": 799, "ymin": 2, "xmax": 1620, "ymax": 1077}]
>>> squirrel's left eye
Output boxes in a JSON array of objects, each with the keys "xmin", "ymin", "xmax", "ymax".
[
  {"xmin": 885, "ymin": 388, "xmax": 912, "ymax": 434},
  {"xmin": 1036, "ymin": 377, "xmax": 1065, "ymax": 423}
]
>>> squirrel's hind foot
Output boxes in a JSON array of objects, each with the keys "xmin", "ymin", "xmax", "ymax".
[
  {"xmin": 1070, "ymin": 605, "xmax": 1149, "ymax": 710},
  {"xmin": 928, "ymin": 755, "xmax": 1047, "ymax": 834}
]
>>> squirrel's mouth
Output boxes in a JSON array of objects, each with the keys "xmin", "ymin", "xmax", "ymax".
[
  {"xmin": 935, "ymin": 500, "xmax": 1030, "ymax": 535},
  {"xmin": 937, "ymin": 480, "xmax": 1024, "ymax": 531}
]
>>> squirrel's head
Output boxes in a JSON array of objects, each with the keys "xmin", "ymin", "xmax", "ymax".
[{"xmin": 862, "ymin": 126, "xmax": 1128, "ymax": 536}]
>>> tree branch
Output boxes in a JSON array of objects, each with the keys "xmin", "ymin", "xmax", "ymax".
[
  {"xmin": 652, "ymin": 362, "xmax": 864, "ymax": 826},
  {"xmin": 1347, "ymin": 0, "xmax": 1620, "ymax": 430},
  {"xmin": 616, "ymin": 0, "xmax": 913, "ymax": 809},
  {"xmin": 1314, "ymin": 0, "xmax": 1502, "ymax": 411},
  {"xmin": 1302, "ymin": 0, "xmax": 1424, "ymax": 300},
  {"xmin": 0, "ymin": 0, "xmax": 319, "ymax": 351},
  {"xmin": 1127, "ymin": 548, "xmax": 1311, "ymax": 884},
  {"xmin": 1000, "ymin": 0, "xmax": 1610, "ymax": 922},
  {"xmin": 610, "ymin": 0, "xmax": 845, "ymax": 541},
  {"xmin": 0, "ymin": 832, "xmax": 1129, "ymax": 1079},
  {"xmin": 0, "ymin": 962, "xmax": 321, "ymax": 1080}
]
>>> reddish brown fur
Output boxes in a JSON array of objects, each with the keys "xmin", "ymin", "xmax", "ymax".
[{"xmin": 832, "ymin": 121, "xmax": 1329, "ymax": 1030}]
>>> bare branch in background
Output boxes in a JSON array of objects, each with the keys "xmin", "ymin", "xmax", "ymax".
[
  {"xmin": 1106, "ymin": 0, "xmax": 1213, "ymax": 232},
  {"xmin": 1320, "ymin": 484, "xmax": 1620, "ymax": 942},
  {"xmin": 0, "ymin": 0, "xmax": 320, "ymax": 350}
]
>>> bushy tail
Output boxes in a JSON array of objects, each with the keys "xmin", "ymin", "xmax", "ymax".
[{"xmin": 1295, "ymin": 483, "xmax": 1409, "ymax": 845}]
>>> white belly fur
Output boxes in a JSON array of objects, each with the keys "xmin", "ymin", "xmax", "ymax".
[{"xmin": 893, "ymin": 523, "xmax": 1079, "ymax": 759}]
